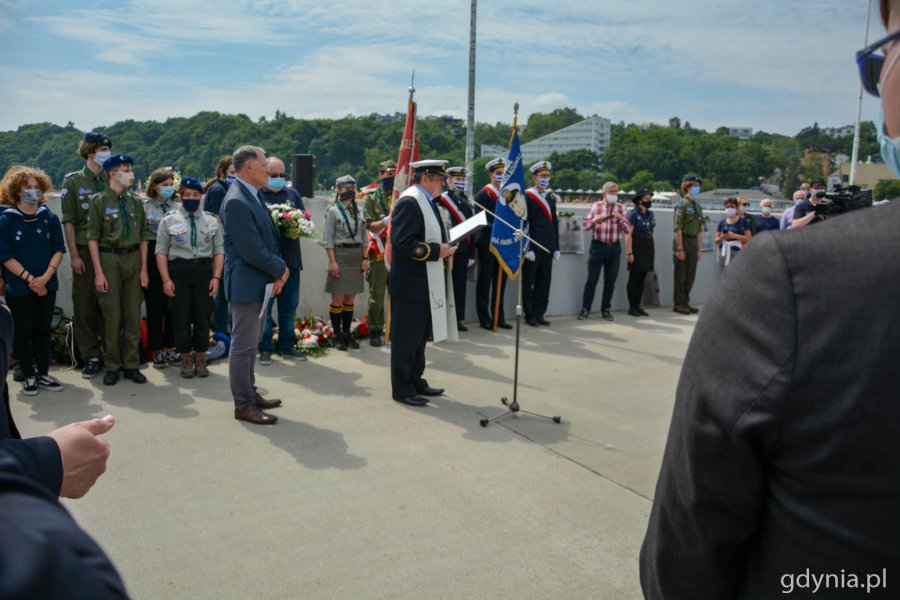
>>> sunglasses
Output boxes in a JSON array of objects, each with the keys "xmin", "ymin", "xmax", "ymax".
[{"xmin": 856, "ymin": 29, "xmax": 900, "ymax": 97}]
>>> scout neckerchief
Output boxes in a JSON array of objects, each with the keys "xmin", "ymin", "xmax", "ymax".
[
  {"xmin": 189, "ymin": 213, "xmax": 197, "ymax": 253},
  {"xmin": 525, "ymin": 187, "xmax": 553, "ymax": 222},
  {"xmin": 118, "ymin": 195, "xmax": 130, "ymax": 239},
  {"xmin": 377, "ymin": 187, "xmax": 390, "ymax": 216},
  {"xmin": 336, "ymin": 199, "xmax": 359, "ymax": 240}
]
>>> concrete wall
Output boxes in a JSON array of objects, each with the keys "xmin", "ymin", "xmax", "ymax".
[{"xmin": 47, "ymin": 193, "xmax": 731, "ymax": 320}]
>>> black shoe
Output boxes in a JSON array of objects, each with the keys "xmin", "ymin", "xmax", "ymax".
[
  {"xmin": 369, "ymin": 332, "xmax": 383, "ymax": 347},
  {"xmin": 537, "ymin": 317, "xmax": 551, "ymax": 326},
  {"xmin": 479, "ymin": 322, "xmax": 493, "ymax": 331},
  {"xmin": 688, "ymin": 305, "xmax": 699, "ymax": 314},
  {"xmin": 457, "ymin": 322, "xmax": 468, "ymax": 332},
  {"xmin": 103, "ymin": 369, "xmax": 118, "ymax": 386},
  {"xmin": 525, "ymin": 318, "xmax": 539, "ymax": 327},
  {"xmin": 637, "ymin": 307, "xmax": 650, "ymax": 317},
  {"xmin": 13, "ymin": 364, "xmax": 25, "ymax": 383},
  {"xmin": 497, "ymin": 322, "xmax": 513, "ymax": 330},
  {"xmin": 122, "ymin": 368, "xmax": 147, "ymax": 384},
  {"xmin": 602, "ymin": 310, "xmax": 614, "ymax": 321},
  {"xmin": 335, "ymin": 334, "xmax": 348, "ymax": 351},
  {"xmin": 347, "ymin": 334, "xmax": 360, "ymax": 350},
  {"xmin": 577, "ymin": 308, "xmax": 589, "ymax": 320},
  {"xmin": 628, "ymin": 307, "xmax": 641, "ymax": 317},
  {"xmin": 393, "ymin": 395, "xmax": 429, "ymax": 407},
  {"xmin": 416, "ymin": 386, "xmax": 445, "ymax": 397},
  {"xmin": 82, "ymin": 357, "xmax": 102, "ymax": 379}
]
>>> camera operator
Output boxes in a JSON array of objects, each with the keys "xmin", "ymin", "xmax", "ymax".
[
  {"xmin": 788, "ymin": 178, "xmax": 827, "ymax": 229},
  {"xmin": 640, "ymin": 3, "xmax": 900, "ymax": 597}
]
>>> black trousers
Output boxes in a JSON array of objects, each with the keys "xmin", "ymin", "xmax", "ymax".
[
  {"xmin": 145, "ymin": 242, "xmax": 174, "ymax": 351},
  {"xmin": 451, "ymin": 246, "xmax": 470, "ymax": 323},
  {"xmin": 168, "ymin": 258, "xmax": 213, "ymax": 353},
  {"xmin": 7, "ymin": 292, "xmax": 56, "ymax": 377},
  {"xmin": 390, "ymin": 295, "xmax": 430, "ymax": 399},
  {"xmin": 627, "ymin": 271, "xmax": 649, "ymax": 310},
  {"xmin": 582, "ymin": 240, "xmax": 622, "ymax": 312},
  {"xmin": 475, "ymin": 242, "xmax": 507, "ymax": 325},
  {"xmin": 522, "ymin": 249, "xmax": 553, "ymax": 320}
]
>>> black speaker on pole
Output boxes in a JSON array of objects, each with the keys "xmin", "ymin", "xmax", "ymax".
[{"xmin": 292, "ymin": 154, "xmax": 316, "ymax": 198}]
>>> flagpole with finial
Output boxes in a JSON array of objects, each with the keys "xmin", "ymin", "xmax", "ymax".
[{"xmin": 493, "ymin": 101, "xmax": 519, "ymax": 331}]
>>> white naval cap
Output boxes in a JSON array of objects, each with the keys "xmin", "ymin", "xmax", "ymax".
[
  {"xmin": 410, "ymin": 159, "xmax": 448, "ymax": 175},
  {"xmin": 485, "ymin": 158, "xmax": 507, "ymax": 172},
  {"xmin": 529, "ymin": 160, "xmax": 552, "ymax": 174}
]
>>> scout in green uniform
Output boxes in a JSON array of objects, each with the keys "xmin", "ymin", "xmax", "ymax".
[
  {"xmin": 60, "ymin": 131, "xmax": 112, "ymax": 378},
  {"xmin": 86, "ymin": 154, "xmax": 152, "ymax": 385},
  {"xmin": 673, "ymin": 175, "xmax": 704, "ymax": 315},
  {"xmin": 363, "ymin": 160, "xmax": 395, "ymax": 347}
]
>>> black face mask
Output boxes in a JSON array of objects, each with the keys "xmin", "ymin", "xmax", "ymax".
[
  {"xmin": 339, "ymin": 190, "xmax": 356, "ymax": 203},
  {"xmin": 381, "ymin": 176, "xmax": 395, "ymax": 193},
  {"xmin": 641, "ymin": 201, "xmax": 652, "ymax": 209},
  {"xmin": 182, "ymin": 200, "xmax": 201, "ymax": 213}
]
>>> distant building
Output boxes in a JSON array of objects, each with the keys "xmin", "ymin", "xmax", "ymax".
[
  {"xmin": 481, "ymin": 115, "xmax": 612, "ymax": 165},
  {"xmin": 822, "ymin": 125, "xmax": 855, "ymax": 138},
  {"xmin": 669, "ymin": 117, "xmax": 682, "ymax": 129},
  {"xmin": 728, "ymin": 127, "xmax": 753, "ymax": 140},
  {"xmin": 832, "ymin": 161, "xmax": 898, "ymax": 191},
  {"xmin": 696, "ymin": 188, "xmax": 789, "ymax": 211}
]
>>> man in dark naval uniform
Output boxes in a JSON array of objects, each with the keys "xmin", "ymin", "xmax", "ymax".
[
  {"xmin": 473, "ymin": 158, "xmax": 511, "ymax": 330},
  {"xmin": 389, "ymin": 159, "xmax": 457, "ymax": 407},
  {"xmin": 522, "ymin": 160, "xmax": 560, "ymax": 327},
  {"xmin": 438, "ymin": 166, "xmax": 476, "ymax": 331}
]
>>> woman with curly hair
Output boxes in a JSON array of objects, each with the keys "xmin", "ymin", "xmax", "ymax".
[
  {"xmin": 142, "ymin": 168, "xmax": 179, "ymax": 368},
  {"xmin": 0, "ymin": 166, "xmax": 66, "ymax": 395}
]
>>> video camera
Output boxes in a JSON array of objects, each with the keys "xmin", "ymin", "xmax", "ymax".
[{"xmin": 813, "ymin": 185, "xmax": 873, "ymax": 218}]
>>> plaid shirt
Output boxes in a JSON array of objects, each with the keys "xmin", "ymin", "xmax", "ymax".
[{"xmin": 584, "ymin": 201, "xmax": 632, "ymax": 243}]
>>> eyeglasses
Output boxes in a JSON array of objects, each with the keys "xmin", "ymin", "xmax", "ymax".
[{"xmin": 856, "ymin": 29, "xmax": 900, "ymax": 97}]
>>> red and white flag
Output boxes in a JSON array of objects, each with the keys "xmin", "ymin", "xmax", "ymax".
[{"xmin": 385, "ymin": 90, "xmax": 418, "ymax": 267}]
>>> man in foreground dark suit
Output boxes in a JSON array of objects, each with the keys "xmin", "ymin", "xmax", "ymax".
[
  {"xmin": 221, "ymin": 145, "xmax": 288, "ymax": 425},
  {"xmin": 640, "ymin": 8, "xmax": 900, "ymax": 592}
]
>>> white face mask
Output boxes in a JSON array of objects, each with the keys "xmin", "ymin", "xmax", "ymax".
[
  {"xmin": 93, "ymin": 150, "xmax": 111, "ymax": 166},
  {"xmin": 21, "ymin": 188, "xmax": 42, "ymax": 206},
  {"xmin": 605, "ymin": 194, "xmax": 618, "ymax": 203},
  {"xmin": 725, "ymin": 207, "xmax": 737, "ymax": 217},
  {"xmin": 115, "ymin": 170, "xmax": 135, "ymax": 187},
  {"xmin": 537, "ymin": 177, "xmax": 550, "ymax": 189},
  {"xmin": 761, "ymin": 206, "xmax": 772, "ymax": 215}
]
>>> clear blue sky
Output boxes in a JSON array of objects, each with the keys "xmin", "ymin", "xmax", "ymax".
[{"xmin": 0, "ymin": 0, "xmax": 885, "ymax": 136}]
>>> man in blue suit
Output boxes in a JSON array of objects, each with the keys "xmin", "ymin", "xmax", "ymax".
[{"xmin": 221, "ymin": 146, "xmax": 289, "ymax": 425}]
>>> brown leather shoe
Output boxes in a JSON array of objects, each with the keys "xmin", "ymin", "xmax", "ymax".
[
  {"xmin": 194, "ymin": 352, "xmax": 209, "ymax": 377},
  {"xmin": 254, "ymin": 392, "xmax": 282, "ymax": 409},
  {"xmin": 234, "ymin": 405, "xmax": 277, "ymax": 424},
  {"xmin": 673, "ymin": 305, "xmax": 692, "ymax": 315},
  {"xmin": 180, "ymin": 353, "xmax": 194, "ymax": 378}
]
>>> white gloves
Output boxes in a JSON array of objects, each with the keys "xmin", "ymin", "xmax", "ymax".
[
  {"xmin": 467, "ymin": 258, "xmax": 475, "ymax": 268},
  {"xmin": 553, "ymin": 251, "xmax": 560, "ymax": 262},
  {"xmin": 525, "ymin": 251, "xmax": 536, "ymax": 262}
]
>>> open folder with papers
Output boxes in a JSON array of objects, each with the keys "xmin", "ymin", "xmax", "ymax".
[{"xmin": 448, "ymin": 210, "xmax": 488, "ymax": 244}]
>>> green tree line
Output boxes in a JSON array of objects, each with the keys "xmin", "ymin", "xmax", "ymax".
[{"xmin": 0, "ymin": 108, "xmax": 885, "ymax": 195}]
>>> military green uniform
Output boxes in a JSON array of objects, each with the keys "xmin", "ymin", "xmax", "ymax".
[
  {"xmin": 61, "ymin": 166, "xmax": 108, "ymax": 362},
  {"xmin": 86, "ymin": 188, "xmax": 152, "ymax": 371},
  {"xmin": 364, "ymin": 187, "xmax": 391, "ymax": 334},
  {"xmin": 672, "ymin": 195, "xmax": 704, "ymax": 307}
]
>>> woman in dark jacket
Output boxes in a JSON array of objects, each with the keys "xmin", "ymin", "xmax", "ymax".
[{"xmin": 625, "ymin": 189, "xmax": 655, "ymax": 317}]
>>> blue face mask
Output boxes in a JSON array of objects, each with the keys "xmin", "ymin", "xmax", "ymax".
[
  {"xmin": 877, "ymin": 109, "xmax": 900, "ymax": 177},
  {"xmin": 182, "ymin": 200, "xmax": 201, "ymax": 213},
  {"xmin": 452, "ymin": 180, "xmax": 465, "ymax": 192},
  {"xmin": 225, "ymin": 175, "xmax": 236, "ymax": 184},
  {"xmin": 538, "ymin": 177, "xmax": 550, "ymax": 189},
  {"xmin": 690, "ymin": 185, "xmax": 700, "ymax": 197},
  {"xmin": 268, "ymin": 177, "xmax": 286, "ymax": 190},
  {"xmin": 158, "ymin": 185, "xmax": 175, "ymax": 199},
  {"xmin": 794, "ymin": 198, "xmax": 805, "ymax": 206}
]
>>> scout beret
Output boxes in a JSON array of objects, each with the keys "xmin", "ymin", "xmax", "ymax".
[
  {"xmin": 410, "ymin": 159, "xmax": 448, "ymax": 175},
  {"xmin": 378, "ymin": 160, "xmax": 397, "ymax": 172},
  {"xmin": 683, "ymin": 175, "xmax": 702, "ymax": 184},
  {"xmin": 633, "ymin": 188, "xmax": 652, "ymax": 201},
  {"xmin": 83, "ymin": 131, "xmax": 112, "ymax": 147},
  {"xmin": 529, "ymin": 161, "xmax": 552, "ymax": 174},
  {"xmin": 102, "ymin": 154, "xmax": 133, "ymax": 171},
  {"xmin": 178, "ymin": 176, "xmax": 203, "ymax": 193},
  {"xmin": 447, "ymin": 166, "xmax": 467, "ymax": 176},
  {"xmin": 485, "ymin": 158, "xmax": 507, "ymax": 173}
]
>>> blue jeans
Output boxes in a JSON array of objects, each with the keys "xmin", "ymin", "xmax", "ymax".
[
  {"xmin": 581, "ymin": 240, "xmax": 621, "ymax": 312},
  {"xmin": 259, "ymin": 268, "xmax": 300, "ymax": 353}
]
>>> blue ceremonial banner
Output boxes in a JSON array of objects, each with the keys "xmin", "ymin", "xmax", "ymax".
[{"xmin": 490, "ymin": 130, "xmax": 528, "ymax": 280}]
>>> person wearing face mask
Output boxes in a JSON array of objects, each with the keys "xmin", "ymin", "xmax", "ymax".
[
  {"xmin": 714, "ymin": 198, "xmax": 751, "ymax": 268},
  {"xmin": 578, "ymin": 181, "xmax": 632, "ymax": 321},
  {"xmin": 86, "ymin": 154, "xmax": 151, "ymax": 386},
  {"xmin": 204, "ymin": 155, "xmax": 235, "ymax": 337},
  {"xmin": 780, "ymin": 190, "xmax": 807, "ymax": 230},
  {"xmin": 671, "ymin": 175, "xmax": 705, "ymax": 315},
  {"xmin": 437, "ymin": 166, "xmax": 476, "ymax": 332},
  {"xmin": 789, "ymin": 179, "xmax": 827, "ymax": 229},
  {"xmin": 522, "ymin": 161, "xmax": 560, "ymax": 327},
  {"xmin": 324, "ymin": 175, "xmax": 368, "ymax": 351},
  {"xmin": 142, "ymin": 169, "xmax": 179, "ymax": 369},
  {"xmin": 257, "ymin": 156, "xmax": 306, "ymax": 364},
  {"xmin": 640, "ymin": 6, "xmax": 900, "ymax": 597},
  {"xmin": 155, "ymin": 177, "xmax": 224, "ymax": 378},
  {"xmin": 60, "ymin": 131, "xmax": 112, "ymax": 380},
  {"xmin": 0, "ymin": 167, "xmax": 66, "ymax": 395},
  {"xmin": 474, "ymin": 158, "xmax": 512, "ymax": 330},
  {"xmin": 752, "ymin": 198, "xmax": 779, "ymax": 234},
  {"xmin": 625, "ymin": 189, "xmax": 656, "ymax": 317},
  {"xmin": 364, "ymin": 160, "xmax": 396, "ymax": 346}
]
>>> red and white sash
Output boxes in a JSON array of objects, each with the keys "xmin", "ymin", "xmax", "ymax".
[
  {"xmin": 525, "ymin": 188, "xmax": 553, "ymax": 222},
  {"xmin": 482, "ymin": 184, "xmax": 499, "ymax": 201},
  {"xmin": 439, "ymin": 192, "xmax": 466, "ymax": 225}
]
